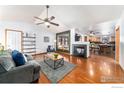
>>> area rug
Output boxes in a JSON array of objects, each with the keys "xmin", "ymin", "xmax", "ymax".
[{"xmin": 39, "ymin": 60, "xmax": 76, "ymax": 83}]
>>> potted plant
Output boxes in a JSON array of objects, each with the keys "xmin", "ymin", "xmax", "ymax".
[
  {"xmin": 0, "ymin": 43, "xmax": 4, "ymax": 55},
  {"xmin": 53, "ymin": 53, "xmax": 58, "ymax": 58}
]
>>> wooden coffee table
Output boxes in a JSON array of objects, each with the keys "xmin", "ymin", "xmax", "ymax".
[{"xmin": 44, "ymin": 53, "xmax": 64, "ymax": 70}]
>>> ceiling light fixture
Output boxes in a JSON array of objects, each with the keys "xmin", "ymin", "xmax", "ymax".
[{"xmin": 45, "ymin": 22, "xmax": 50, "ymax": 26}]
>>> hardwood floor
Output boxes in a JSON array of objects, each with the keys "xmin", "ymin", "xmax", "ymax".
[{"xmin": 35, "ymin": 52, "xmax": 124, "ymax": 83}]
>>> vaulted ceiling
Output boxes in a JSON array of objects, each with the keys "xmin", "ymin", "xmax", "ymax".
[
  {"xmin": 0, "ymin": 5, "xmax": 44, "ymax": 22},
  {"xmin": 0, "ymin": 5, "xmax": 124, "ymax": 33}
]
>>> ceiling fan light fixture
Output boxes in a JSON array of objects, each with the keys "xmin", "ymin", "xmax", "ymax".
[
  {"xmin": 89, "ymin": 33, "xmax": 94, "ymax": 36},
  {"xmin": 45, "ymin": 22, "xmax": 50, "ymax": 26}
]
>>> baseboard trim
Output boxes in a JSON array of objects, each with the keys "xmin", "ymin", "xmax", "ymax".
[{"xmin": 32, "ymin": 52, "xmax": 47, "ymax": 56}]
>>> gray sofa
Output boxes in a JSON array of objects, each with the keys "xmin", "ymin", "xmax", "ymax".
[{"xmin": 0, "ymin": 52, "xmax": 41, "ymax": 83}]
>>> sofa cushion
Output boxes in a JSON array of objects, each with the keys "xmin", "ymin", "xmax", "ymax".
[
  {"xmin": 25, "ymin": 54, "xmax": 33, "ymax": 61},
  {"xmin": 27, "ymin": 60, "xmax": 41, "ymax": 73},
  {"xmin": 0, "ymin": 57, "xmax": 15, "ymax": 74},
  {"xmin": 12, "ymin": 50, "xmax": 26, "ymax": 66}
]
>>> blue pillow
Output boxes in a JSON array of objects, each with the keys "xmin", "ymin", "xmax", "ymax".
[{"xmin": 12, "ymin": 50, "xmax": 26, "ymax": 66}]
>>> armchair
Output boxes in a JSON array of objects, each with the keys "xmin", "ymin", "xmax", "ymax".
[{"xmin": 47, "ymin": 45, "xmax": 55, "ymax": 52}]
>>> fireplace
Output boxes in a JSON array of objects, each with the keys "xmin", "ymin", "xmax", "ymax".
[{"xmin": 73, "ymin": 44, "xmax": 87, "ymax": 57}]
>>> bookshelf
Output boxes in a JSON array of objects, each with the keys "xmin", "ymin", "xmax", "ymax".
[{"xmin": 22, "ymin": 33, "xmax": 36, "ymax": 56}]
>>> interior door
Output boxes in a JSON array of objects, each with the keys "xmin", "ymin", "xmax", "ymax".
[
  {"xmin": 115, "ymin": 26, "xmax": 120, "ymax": 64},
  {"xmin": 5, "ymin": 29, "xmax": 22, "ymax": 52}
]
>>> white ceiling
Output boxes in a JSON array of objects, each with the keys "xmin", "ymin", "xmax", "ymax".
[
  {"xmin": 0, "ymin": 5, "xmax": 44, "ymax": 23},
  {"xmin": 1, "ymin": 5, "xmax": 124, "ymax": 33}
]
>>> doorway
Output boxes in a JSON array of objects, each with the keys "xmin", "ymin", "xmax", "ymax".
[{"xmin": 5, "ymin": 29, "xmax": 23, "ymax": 52}]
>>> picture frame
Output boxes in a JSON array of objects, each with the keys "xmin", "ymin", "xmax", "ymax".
[{"xmin": 44, "ymin": 36, "xmax": 49, "ymax": 42}]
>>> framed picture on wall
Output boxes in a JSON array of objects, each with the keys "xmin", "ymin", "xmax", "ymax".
[
  {"xmin": 102, "ymin": 36, "xmax": 109, "ymax": 43},
  {"xmin": 44, "ymin": 36, "xmax": 49, "ymax": 42}
]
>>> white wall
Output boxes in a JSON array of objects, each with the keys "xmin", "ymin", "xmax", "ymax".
[
  {"xmin": 0, "ymin": 21, "xmax": 56, "ymax": 54},
  {"xmin": 70, "ymin": 28, "xmax": 75, "ymax": 54},
  {"xmin": 119, "ymin": 16, "xmax": 124, "ymax": 70}
]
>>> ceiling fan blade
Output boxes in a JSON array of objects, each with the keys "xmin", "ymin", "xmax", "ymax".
[
  {"xmin": 49, "ymin": 22, "xmax": 59, "ymax": 26},
  {"xmin": 36, "ymin": 22, "xmax": 45, "ymax": 25},
  {"xmin": 34, "ymin": 16, "xmax": 44, "ymax": 21},
  {"xmin": 49, "ymin": 16, "xmax": 55, "ymax": 21}
]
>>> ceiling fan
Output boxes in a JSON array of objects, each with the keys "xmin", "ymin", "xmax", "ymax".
[
  {"xmin": 34, "ymin": 5, "xmax": 59, "ymax": 28},
  {"xmin": 86, "ymin": 31, "xmax": 100, "ymax": 36}
]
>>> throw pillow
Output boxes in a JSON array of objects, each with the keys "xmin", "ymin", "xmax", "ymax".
[
  {"xmin": 23, "ymin": 54, "xmax": 28, "ymax": 62},
  {"xmin": 12, "ymin": 50, "xmax": 26, "ymax": 66},
  {"xmin": 0, "ymin": 57, "xmax": 15, "ymax": 74}
]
